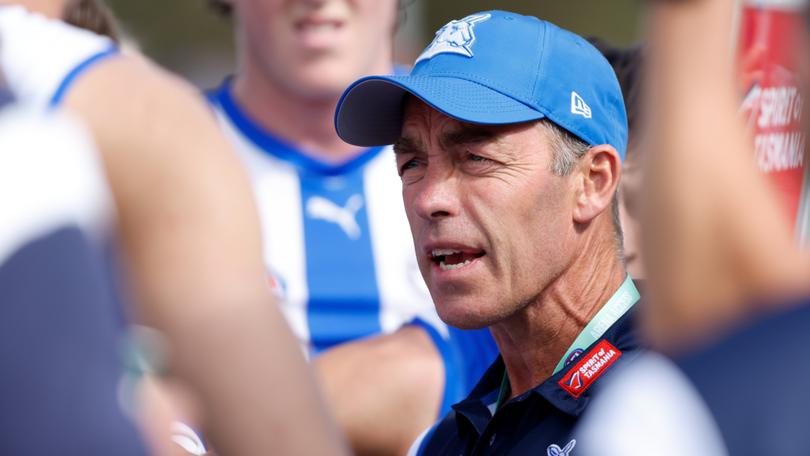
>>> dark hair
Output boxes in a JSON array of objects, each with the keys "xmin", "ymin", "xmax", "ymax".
[
  {"xmin": 62, "ymin": 0, "xmax": 121, "ymax": 43},
  {"xmin": 587, "ymin": 37, "xmax": 643, "ymax": 140}
]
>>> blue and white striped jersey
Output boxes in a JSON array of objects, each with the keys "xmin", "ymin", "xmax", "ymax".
[
  {"xmin": 209, "ymin": 79, "xmax": 441, "ymax": 353},
  {"xmin": 209, "ymin": 80, "xmax": 499, "ymax": 408}
]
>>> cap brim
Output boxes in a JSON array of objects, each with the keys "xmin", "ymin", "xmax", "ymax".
[{"xmin": 335, "ymin": 75, "xmax": 547, "ymax": 147}]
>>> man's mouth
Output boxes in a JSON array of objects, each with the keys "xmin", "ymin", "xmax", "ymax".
[
  {"xmin": 430, "ymin": 249, "xmax": 486, "ymax": 271},
  {"xmin": 295, "ymin": 18, "xmax": 344, "ymax": 34}
]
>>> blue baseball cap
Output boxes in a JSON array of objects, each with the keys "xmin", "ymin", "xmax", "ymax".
[{"xmin": 335, "ymin": 10, "xmax": 628, "ymax": 160}]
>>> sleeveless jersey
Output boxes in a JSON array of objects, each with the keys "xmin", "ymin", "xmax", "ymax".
[{"xmin": 208, "ymin": 79, "xmax": 447, "ymax": 352}]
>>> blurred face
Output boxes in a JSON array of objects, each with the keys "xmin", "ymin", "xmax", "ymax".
[
  {"xmin": 0, "ymin": 0, "xmax": 67, "ymax": 18},
  {"xmin": 395, "ymin": 100, "xmax": 579, "ymax": 329},
  {"xmin": 233, "ymin": 0, "xmax": 398, "ymax": 100},
  {"xmin": 619, "ymin": 147, "xmax": 644, "ymax": 278}
]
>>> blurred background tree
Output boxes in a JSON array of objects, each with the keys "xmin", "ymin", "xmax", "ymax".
[{"xmin": 104, "ymin": 0, "xmax": 641, "ymax": 88}]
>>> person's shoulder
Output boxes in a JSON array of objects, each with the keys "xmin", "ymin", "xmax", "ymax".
[
  {"xmin": 673, "ymin": 300, "xmax": 810, "ymax": 455},
  {"xmin": 676, "ymin": 299, "xmax": 810, "ymax": 391},
  {"xmin": 576, "ymin": 352, "xmax": 728, "ymax": 456},
  {"xmin": 679, "ymin": 298, "xmax": 810, "ymax": 372}
]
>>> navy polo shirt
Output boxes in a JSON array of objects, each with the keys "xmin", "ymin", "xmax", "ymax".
[{"xmin": 415, "ymin": 307, "xmax": 640, "ymax": 455}]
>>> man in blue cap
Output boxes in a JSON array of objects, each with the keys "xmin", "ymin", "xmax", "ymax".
[{"xmin": 336, "ymin": 10, "xmax": 640, "ymax": 454}]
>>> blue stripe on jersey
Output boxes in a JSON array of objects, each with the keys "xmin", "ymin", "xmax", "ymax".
[
  {"xmin": 300, "ymin": 168, "xmax": 382, "ymax": 353},
  {"xmin": 49, "ymin": 46, "xmax": 118, "ymax": 108},
  {"xmin": 209, "ymin": 79, "xmax": 385, "ymax": 176},
  {"xmin": 410, "ymin": 318, "xmax": 465, "ymax": 416}
]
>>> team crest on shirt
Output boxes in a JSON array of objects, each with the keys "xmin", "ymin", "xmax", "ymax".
[
  {"xmin": 266, "ymin": 267, "xmax": 288, "ymax": 299},
  {"xmin": 547, "ymin": 439, "xmax": 576, "ymax": 456},
  {"xmin": 415, "ymin": 13, "xmax": 491, "ymax": 65}
]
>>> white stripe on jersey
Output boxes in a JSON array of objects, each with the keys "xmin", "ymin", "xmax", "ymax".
[
  {"xmin": 0, "ymin": 6, "xmax": 115, "ymax": 106},
  {"xmin": 214, "ymin": 108, "xmax": 312, "ymax": 352}
]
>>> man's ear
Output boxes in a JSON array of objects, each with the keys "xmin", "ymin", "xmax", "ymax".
[{"xmin": 572, "ymin": 144, "xmax": 622, "ymax": 224}]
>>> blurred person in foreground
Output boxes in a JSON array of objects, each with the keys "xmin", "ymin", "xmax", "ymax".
[
  {"xmin": 590, "ymin": 38, "xmax": 646, "ymax": 280},
  {"xmin": 0, "ymin": 1, "xmax": 345, "ymax": 454},
  {"xmin": 0, "ymin": 81, "xmax": 150, "ymax": 455},
  {"xmin": 577, "ymin": 0, "xmax": 810, "ymax": 454},
  {"xmin": 206, "ymin": 1, "xmax": 498, "ymax": 453},
  {"xmin": 335, "ymin": 10, "xmax": 640, "ymax": 454}
]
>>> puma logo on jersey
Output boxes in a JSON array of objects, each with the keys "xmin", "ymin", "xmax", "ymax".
[
  {"xmin": 306, "ymin": 194, "xmax": 364, "ymax": 240},
  {"xmin": 415, "ymin": 13, "xmax": 491, "ymax": 64},
  {"xmin": 571, "ymin": 92, "xmax": 592, "ymax": 118}
]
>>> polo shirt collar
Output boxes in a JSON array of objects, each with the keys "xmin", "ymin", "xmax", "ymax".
[{"xmin": 451, "ymin": 306, "xmax": 639, "ymax": 430}]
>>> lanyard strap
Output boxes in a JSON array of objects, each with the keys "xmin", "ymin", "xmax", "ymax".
[
  {"xmin": 495, "ymin": 275, "xmax": 639, "ymax": 411},
  {"xmin": 552, "ymin": 275, "xmax": 639, "ymax": 375}
]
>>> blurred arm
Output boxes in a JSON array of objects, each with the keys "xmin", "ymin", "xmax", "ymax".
[
  {"xmin": 315, "ymin": 325, "xmax": 444, "ymax": 456},
  {"xmin": 63, "ymin": 55, "xmax": 347, "ymax": 455},
  {"xmin": 643, "ymin": 0, "xmax": 810, "ymax": 350}
]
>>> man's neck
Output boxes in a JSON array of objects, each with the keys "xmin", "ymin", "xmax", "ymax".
[
  {"xmin": 490, "ymin": 231, "xmax": 626, "ymax": 399},
  {"xmin": 231, "ymin": 60, "xmax": 385, "ymax": 163}
]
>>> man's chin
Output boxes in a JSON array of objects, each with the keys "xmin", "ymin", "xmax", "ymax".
[{"xmin": 435, "ymin": 300, "xmax": 497, "ymax": 330}]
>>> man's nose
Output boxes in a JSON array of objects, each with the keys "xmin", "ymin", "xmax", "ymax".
[{"xmin": 411, "ymin": 165, "xmax": 460, "ymax": 221}]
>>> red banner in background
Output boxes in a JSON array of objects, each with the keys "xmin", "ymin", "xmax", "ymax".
[{"xmin": 738, "ymin": 1, "xmax": 806, "ymax": 224}]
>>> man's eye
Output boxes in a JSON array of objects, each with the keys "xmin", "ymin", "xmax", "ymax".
[
  {"xmin": 466, "ymin": 153, "xmax": 494, "ymax": 165},
  {"xmin": 398, "ymin": 159, "xmax": 421, "ymax": 175}
]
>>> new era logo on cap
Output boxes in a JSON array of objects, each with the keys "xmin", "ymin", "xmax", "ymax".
[
  {"xmin": 571, "ymin": 92, "xmax": 592, "ymax": 119},
  {"xmin": 415, "ymin": 13, "xmax": 491, "ymax": 65}
]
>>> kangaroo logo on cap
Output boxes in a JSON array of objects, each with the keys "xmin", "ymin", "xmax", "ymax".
[
  {"xmin": 571, "ymin": 92, "xmax": 592, "ymax": 119},
  {"xmin": 415, "ymin": 13, "xmax": 491, "ymax": 65}
]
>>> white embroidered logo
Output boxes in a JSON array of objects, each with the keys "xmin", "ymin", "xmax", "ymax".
[
  {"xmin": 547, "ymin": 439, "xmax": 576, "ymax": 456},
  {"xmin": 306, "ymin": 194, "xmax": 364, "ymax": 240},
  {"xmin": 415, "ymin": 13, "xmax": 491, "ymax": 65},
  {"xmin": 571, "ymin": 92, "xmax": 592, "ymax": 119}
]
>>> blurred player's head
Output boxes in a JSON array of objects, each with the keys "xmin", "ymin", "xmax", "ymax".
[
  {"xmin": 223, "ymin": 0, "xmax": 399, "ymax": 102},
  {"xmin": 335, "ymin": 11, "xmax": 627, "ymax": 328},
  {"xmin": 589, "ymin": 38, "xmax": 644, "ymax": 278},
  {"xmin": 62, "ymin": 0, "xmax": 120, "ymax": 42}
]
